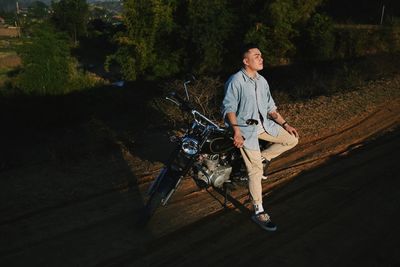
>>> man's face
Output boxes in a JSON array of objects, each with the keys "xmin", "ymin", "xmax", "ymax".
[{"xmin": 243, "ymin": 48, "xmax": 263, "ymax": 72}]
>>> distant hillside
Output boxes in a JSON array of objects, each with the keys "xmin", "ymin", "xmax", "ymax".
[
  {"xmin": 1, "ymin": 0, "xmax": 50, "ymax": 12},
  {"xmin": 1, "ymin": 0, "xmax": 120, "ymax": 12}
]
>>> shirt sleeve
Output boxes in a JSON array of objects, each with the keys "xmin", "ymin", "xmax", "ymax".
[
  {"xmin": 221, "ymin": 78, "xmax": 240, "ymax": 119},
  {"xmin": 265, "ymin": 80, "xmax": 277, "ymax": 113}
]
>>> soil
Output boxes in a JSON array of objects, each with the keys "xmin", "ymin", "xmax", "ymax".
[
  {"xmin": 0, "ymin": 74, "xmax": 399, "ymax": 266},
  {"xmin": 0, "ymin": 53, "xmax": 21, "ymax": 69}
]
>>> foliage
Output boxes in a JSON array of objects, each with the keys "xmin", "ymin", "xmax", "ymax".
[
  {"xmin": 0, "ymin": 11, "xmax": 18, "ymax": 26},
  {"xmin": 109, "ymin": 0, "xmax": 399, "ymax": 81},
  {"xmin": 15, "ymin": 23, "xmax": 102, "ymax": 95},
  {"xmin": 29, "ymin": 1, "xmax": 49, "ymax": 19},
  {"xmin": 67, "ymin": 57, "xmax": 107, "ymax": 91},
  {"xmin": 107, "ymin": 0, "xmax": 179, "ymax": 81},
  {"xmin": 51, "ymin": 0, "xmax": 89, "ymax": 44},
  {"xmin": 16, "ymin": 24, "xmax": 71, "ymax": 95},
  {"xmin": 110, "ymin": 0, "xmax": 327, "ymax": 78},
  {"xmin": 244, "ymin": 0, "xmax": 323, "ymax": 65},
  {"xmin": 334, "ymin": 26, "xmax": 389, "ymax": 58},
  {"xmin": 383, "ymin": 24, "xmax": 400, "ymax": 53},
  {"xmin": 301, "ymin": 13, "xmax": 335, "ymax": 60},
  {"xmin": 185, "ymin": 0, "xmax": 234, "ymax": 74}
]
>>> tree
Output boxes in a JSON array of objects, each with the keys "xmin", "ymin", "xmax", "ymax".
[
  {"xmin": 185, "ymin": 0, "xmax": 234, "ymax": 74},
  {"xmin": 51, "ymin": 0, "xmax": 89, "ymax": 44},
  {"xmin": 107, "ymin": 0, "xmax": 180, "ymax": 80},
  {"xmin": 29, "ymin": 1, "xmax": 49, "ymax": 19},
  {"xmin": 245, "ymin": 0, "xmax": 324, "ymax": 65},
  {"xmin": 17, "ymin": 24, "xmax": 72, "ymax": 95},
  {"xmin": 302, "ymin": 13, "xmax": 335, "ymax": 60},
  {"xmin": 109, "ymin": 0, "xmax": 329, "ymax": 79}
]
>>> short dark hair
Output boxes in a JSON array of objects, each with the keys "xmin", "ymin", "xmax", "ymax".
[{"xmin": 240, "ymin": 43, "xmax": 259, "ymax": 59}]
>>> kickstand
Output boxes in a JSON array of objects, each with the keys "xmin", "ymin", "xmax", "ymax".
[
  {"xmin": 223, "ymin": 183, "xmax": 229, "ymax": 209},
  {"xmin": 214, "ymin": 182, "xmax": 251, "ymax": 215},
  {"xmin": 244, "ymin": 190, "xmax": 252, "ymax": 205}
]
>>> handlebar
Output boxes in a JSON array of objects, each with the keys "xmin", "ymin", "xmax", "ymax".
[
  {"xmin": 166, "ymin": 92, "xmax": 194, "ymax": 112},
  {"xmin": 165, "ymin": 91, "xmax": 224, "ymax": 132}
]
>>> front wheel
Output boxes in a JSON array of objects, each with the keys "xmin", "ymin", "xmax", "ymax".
[
  {"xmin": 139, "ymin": 167, "xmax": 180, "ymax": 225},
  {"xmin": 141, "ymin": 191, "xmax": 164, "ymax": 225}
]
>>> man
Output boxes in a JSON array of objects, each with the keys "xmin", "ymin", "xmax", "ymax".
[{"xmin": 222, "ymin": 44, "xmax": 299, "ymax": 231}]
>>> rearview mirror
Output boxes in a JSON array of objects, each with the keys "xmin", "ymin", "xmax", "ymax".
[
  {"xmin": 184, "ymin": 73, "xmax": 196, "ymax": 84},
  {"xmin": 183, "ymin": 74, "xmax": 196, "ymax": 101}
]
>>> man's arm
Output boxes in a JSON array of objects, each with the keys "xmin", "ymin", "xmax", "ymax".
[
  {"xmin": 226, "ymin": 112, "xmax": 245, "ymax": 148},
  {"xmin": 268, "ymin": 110, "xmax": 299, "ymax": 138}
]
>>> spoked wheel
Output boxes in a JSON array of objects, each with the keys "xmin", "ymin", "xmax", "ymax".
[
  {"xmin": 138, "ymin": 168, "xmax": 178, "ymax": 226},
  {"xmin": 139, "ymin": 191, "xmax": 164, "ymax": 225}
]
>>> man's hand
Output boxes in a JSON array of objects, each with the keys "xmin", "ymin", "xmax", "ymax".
[
  {"xmin": 226, "ymin": 112, "xmax": 245, "ymax": 148},
  {"xmin": 268, "ymin": 110, "xmax": 299, "ymax": 138},
  {"xmin": 233, "ymin": 132, "xmax": 245, "ymax": 148},
  {"xmin": 283, "ymin": 124, "xmax": 299, "ymax": 138}
]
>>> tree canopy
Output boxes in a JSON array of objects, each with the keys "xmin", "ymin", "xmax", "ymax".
[
  {"xmin": 109, "ymin": 0, "xmax": 330, "ymax": 81},
  {"xmin": 51, "ymin": 0, "xmax": 89, "ymax": 44}
]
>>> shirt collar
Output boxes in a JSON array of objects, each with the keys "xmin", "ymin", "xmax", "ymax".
[{"xmin": 241, "ymin": 68, "xmax": 260, "ymax": 82}]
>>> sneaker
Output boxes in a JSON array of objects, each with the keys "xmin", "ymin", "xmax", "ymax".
[{"xmin": 251, "ymin": 212, "xmax": 277, "ymax": 231}]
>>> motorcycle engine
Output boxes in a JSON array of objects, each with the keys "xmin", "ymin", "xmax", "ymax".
[{"xmin": 196, "ymin": 154, "xmax": 232, "ymax": 188}]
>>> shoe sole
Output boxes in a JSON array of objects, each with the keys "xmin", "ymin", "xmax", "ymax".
[{"xmin": 251, "ymin": 216, "xmax": 277, "ymax": 231}]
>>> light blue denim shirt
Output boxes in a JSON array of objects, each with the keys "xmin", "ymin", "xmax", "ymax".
[{"xmin": 222, "ymin": 68, "xmax": 279, "ymax": 151}]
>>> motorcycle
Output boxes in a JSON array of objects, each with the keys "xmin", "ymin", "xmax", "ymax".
[{"xmin": 143, "ymin": 77, "xmax": 265, "ymax": 223}]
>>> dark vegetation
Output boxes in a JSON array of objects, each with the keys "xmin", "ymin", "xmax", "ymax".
[
  {"xmin": 2, "ymin": 0, "xmax": 400, "ymax": 91},
  {"xmin": 0, "ymin": 0, "xmax": 400, "ymax": 146},
  {"xmin": 321, "ymin": 0, "xmax": 400, "ymax": 24}
]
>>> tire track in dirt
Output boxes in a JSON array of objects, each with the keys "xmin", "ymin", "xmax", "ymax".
[
  {"xmin": 98, "ymin": 126, "xmax": 399, "ymax": 266},
  {"xmin": 0, "ymin": 99, "xmax": 399, "ymax": 266},
  {"xmin": 142, "ymin": 101, "xmax": 400, "ymax": 236},
  {"xmin": 99, "ymin": 126, "xmax": 399, "ymax": 267}
]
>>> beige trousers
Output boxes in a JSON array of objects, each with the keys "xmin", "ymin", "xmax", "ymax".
[{"xmin": 240, "ymin": 127, "xmax": 298, "ymax": 206}]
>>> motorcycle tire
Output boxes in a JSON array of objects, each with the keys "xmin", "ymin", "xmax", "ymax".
[
  {"xmin": 140, "ymin": 191, "xmax": 164, "ymax": 225},
  {"xmin": 139, "ymin": 169, "xmax": 177, "ymax": 225}
]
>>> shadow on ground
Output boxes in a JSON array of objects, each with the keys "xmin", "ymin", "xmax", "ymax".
[{"xmin": 0, "ymin": 82, "xmax": 179, "ymax": 265}]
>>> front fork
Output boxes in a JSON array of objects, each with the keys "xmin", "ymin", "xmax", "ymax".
[{"xmin": 148, "ymin": 148, "xmax": 196, "ymax": 206}]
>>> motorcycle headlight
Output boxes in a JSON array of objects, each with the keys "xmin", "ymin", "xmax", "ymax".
[{"xmin": 181, "ymin": 137, "xmax": 199, "ymax": 155}]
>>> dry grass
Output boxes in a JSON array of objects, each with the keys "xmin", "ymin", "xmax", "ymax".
[
  {"xmin": 0, "ymin": 27, "xmax": 20, "ymax": 38},
  {"xmin": 0, "ymin": 54, "xmax": 21, "ymax": 69},
  {"xmin": 278, "ymin": 74, "xmax": 400, "ymax": 140},
  {"xmin": 0, "ymin": 53, "xmax": 20, "ymax": 87}
]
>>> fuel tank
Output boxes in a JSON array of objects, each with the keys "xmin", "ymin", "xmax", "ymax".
[{"xmin": 202, "ymin": 131, "xmax": 235, "ymax": 154}]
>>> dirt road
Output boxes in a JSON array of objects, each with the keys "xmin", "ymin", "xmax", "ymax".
[
  {"xmin": 0, "ymin": 76, "xmax": 399, "ymax": 266},
  {"xmin": 126, "ymin": 127, "xmax": 399, "ymax": 267},
  {"xmin": 1, "ymin": 128, "xmax": 399, "ymax": 266}
]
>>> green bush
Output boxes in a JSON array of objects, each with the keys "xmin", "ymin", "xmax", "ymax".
[
  {"xmin": 110, "ymin": 0, "xmax": 399, "ymax": 81},
  {"xmin": 51, "ymin": 0, "xmax": 89, "ymax": 44},
  {"xmin": 333, "ymin": 25, "xmax": 397, "ymax": 58},
  {"xmin": 244, "ymin": 22, "xmax": 296, "ymax": 65},
  {"xmin": 109, "ymin": 0, "xmax": 180, "ymax": 81},
  {"xmin": 302, "ymin": 13, "xmax": 335, "ymax": 60},
  {"xmin": 15, "ymin": 24, "xmax": 105, "ymax": 95},
  {"xmin": 16, "ymin": 24, "xmax": 71, "ymax": 95},
  {"xmin": 383, "ymin": 25, "xmax": 400, "ymax": 53},
  {"xmin": 186, "ymin": 0, "xmax": 234, "ymax": 74}
]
